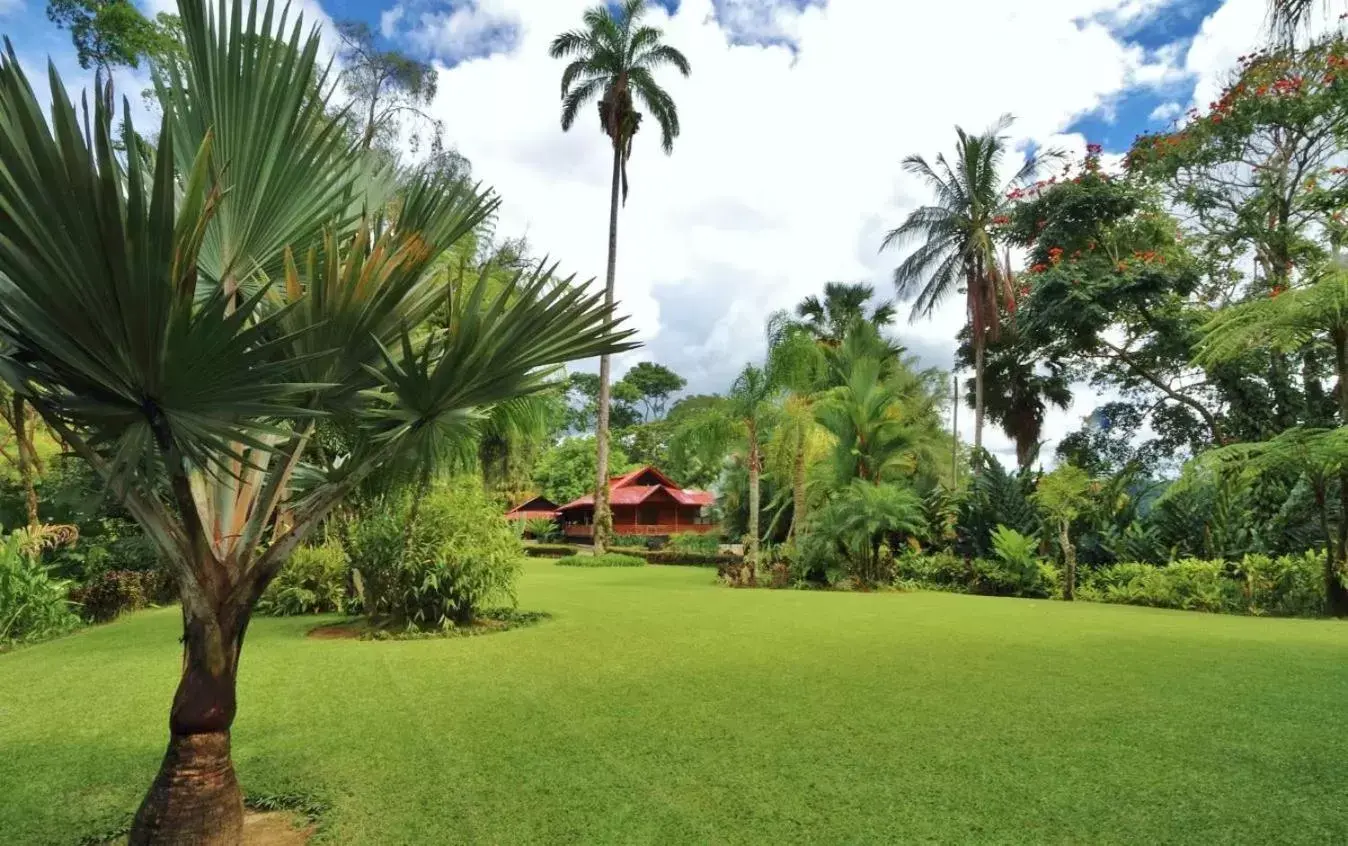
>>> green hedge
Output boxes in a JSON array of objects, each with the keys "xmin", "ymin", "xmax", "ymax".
[
  {"xmin": 632, "ymin": 549, "xmax": 734, "ymax": 567},
  {"xmin": 1078, "ymin": 553, "xmax": 1325, "ymax": 617},
  {"xmin": 523, "ymin": 543, "xmax": 577, "ymax": 558},
  {"xmin": 894, "ymin": 550, "xmax": 1329, "ymax": 617},
  {"xmin": 555, "ymin": 553, "xmax": 646, "ymax": 568}
]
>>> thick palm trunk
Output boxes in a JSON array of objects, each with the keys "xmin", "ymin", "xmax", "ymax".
[
  {"xmin": 12, "ymin": 395, "xmax": 37, "ymax": 527},
  {"xmin": 1059, "ymin": 518, "xmax": 1076, "ymax": 601},
  {"xmin": 131, "ymin": 591, "xmax": 255, "ymax": 844},
  {"xmin": 747, "ymin": 426, "xmax": 760, "ymax": 583},
  {"xmin": 592, "ymin": 143, "xmax": 622, "ymax": 555},
  {"xmin": 973, "ymin": 337, "xmax": 986, "ymax": 460}
]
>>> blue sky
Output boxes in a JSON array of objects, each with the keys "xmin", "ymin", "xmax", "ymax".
[
  {"xmin": 0, "ymin": 0, "xmax": 1285, "ymax": 463},
  {"xmin": 0, "ymin": 0, "xmax": 1229, "ymax": 154}
]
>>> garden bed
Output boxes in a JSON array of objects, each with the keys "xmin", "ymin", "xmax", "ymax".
[{"xmin": 306, "ymin": 609, "xmax": 551, "ymax": 641}]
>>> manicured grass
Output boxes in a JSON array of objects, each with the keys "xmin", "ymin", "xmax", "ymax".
[{"xmin": 2, "ymin": 561, "xmax": 1347, "ymax": 844}]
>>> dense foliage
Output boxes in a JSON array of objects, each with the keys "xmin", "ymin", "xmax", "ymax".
[
  {"xmin": 349, "ymin": 479, "xmax": 523, "ymax": 630},
  {"xmin": 0, "ymin": 529, "xmax": 81, "ymax": 646},
  {"xmin": 556, "ymin": 552, "xmax": 646, "ymax": 567}
]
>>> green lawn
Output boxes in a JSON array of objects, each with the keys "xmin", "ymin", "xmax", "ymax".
[{"xmin": 3, "ymin": 560, "xmax": 1347, "ymax": 844}]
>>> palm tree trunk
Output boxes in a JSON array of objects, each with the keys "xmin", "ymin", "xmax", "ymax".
[
  {"xmin": 973, "ymin": 336, "xmax": 986, "ymax": 459},
  {"xmin": 788, "ymin": 426, "xmax": 806, "ymax": 543},
  {"xmin": 130, "ymin": 579, "xmax": 258, "ymax": 844},
  {"xmin": 12, "ymin": 395, "xmax": 37, "ymax": 528},
  {"xmin": 747, "ymin": 424, "xmax": 760, "ymax": 584},
  {"xmin": 592, "ymin": 143, "xmax": 623, "ymax": 555},
  {"xmin": 1059, "ymin": 517, "xmax": 1076, "ymax": 601}
]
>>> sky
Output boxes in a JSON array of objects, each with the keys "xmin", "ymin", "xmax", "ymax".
[{"xmin": 0, "ymin": 0, "xmax": 1327, "ymax": 465}]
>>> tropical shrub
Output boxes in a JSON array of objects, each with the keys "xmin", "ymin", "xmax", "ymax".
[
  {"xmin": 556, "ymin": 552, "xmax": 646, "ymax": 567},
  {"xmin": 957, "ymin": 452, "xmax": 1040, "ymax": 558},
  {"xmin": 1076, "ymin": 556, "xmax": 1327, "ymax": 616},
  {"xmin": 893, "ymin": 548, "xmax": 968, "ymax": 590},
  {"xmin": 0, "ymin": 530, "xmax": 80, "ymax": 646},
  {"xmin": 73, "ymin": 569, "xmax": 174, "ymax": 623},
  {"xmin": 519, "ymin": 517, "xmax": 560, "ymax": 542},
  {"xmin": 350, "ymin": 480, "xmax": 523, "ymax": 630},
  {"xmin": 800, "ymin": 481, "xmax": 925, "ymax": 586},
  {"xmin": 522, "ymin": 542, "xmax": 577, "ymax": 558},
  {"xmin": 1239, "ymin": 551, "xmax": 1325, "ymax": 617},
  {"xmin": 975, "ymin": 525, "xmax": 1054, "ymax": 597},
  {"xmin": 668, "ymin": 532, "xmax": 720, "ymax": 555},
  {"xmin": 257, "ymin": 542, "xmax": 351, "ymax": 617},
  {"xmin": 611, "ymin": 533, "xmax": 659, "ymax": 550}
]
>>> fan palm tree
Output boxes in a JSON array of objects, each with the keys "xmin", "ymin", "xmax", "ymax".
[
  {"xmin": 668, "ymin": 365, "xmax": 778, "ymax": 580},
  {"xmin": 0, "ymin": 2, "xmax": 635, "ymax": 841},
  {"xmin": 957, "ymin": 326, "xmax": 1072, "ymax": 470},
  {"xmin": 881, "ymin": 114, "xmax": 1037, "ymax": 459},
  {"xmin": 550, "ymin": 0, "xmax": 689, "ymax": 553},
  {"xmin": 792, "ymin": 281, "xmax": 897, "ymax": 346}
]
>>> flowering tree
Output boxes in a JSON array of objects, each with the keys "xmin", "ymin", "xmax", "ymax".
[
  {"xmin": 1007, "ymin": 149, "xmax": 1225, "ymax": 452},
  {"xmin": 1131, "ymin": 37, "xmax": 1348, "ymax": 431}
]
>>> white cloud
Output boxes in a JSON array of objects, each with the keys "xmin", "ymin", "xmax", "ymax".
[
  {"xmin": 1148, "ymin": 100, "xmax": 1183, "ymax": 121},
  {"xmin": 385, "ymin": 1, "xmax": 522, "ymax": 62},
  {"xmin": 0, "ymin": 0, "xmax": 23, "ymax": 18},
  {"xmin": 380, "ymin": 5, "xmax": 404, "ymax": 38},
  {"xmin": 1183, "ymin": 0, "xmax": 1341, "ymax": 109},
  {"xmin": 399, "ymin": 0, "xmax": 1197, "ymax": 456}
]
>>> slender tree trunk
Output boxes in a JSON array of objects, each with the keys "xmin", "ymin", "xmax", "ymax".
[
  {"xmin": 12, "ymin": 395, "xmax": 37, "ymax": 528},
  {"xmin": 592, "ymin": 144, "xmax": 623, "ymax": 555},
  {"xmin": 1059, "ymin": 517, "xmax": 1076, "ymax": 601},
  {"xmin": 788, "ymin": 426, "xmax": 806, "ymax": 543},
  {"xmin": 1329, "ymin": 330, "xmax": 1348, "ymax": 616},
  {"xmin": 130, "ymin": 581, "xmax": 258, "ymax": 844},
  {"xmin": 973, "ymin": 337, "xmax": 986, "ymax": 460},
  {"xmin": 746, "ymin": 423, "xmax": 760, "ymax": 584}
]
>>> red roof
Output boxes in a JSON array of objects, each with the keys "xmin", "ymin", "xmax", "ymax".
[
  {"xmin": 505, "ymin": 495, "xmax": 558, "ymax": 517},
  {"xmin": 556, "ymin": 466, "xmax": 715, "ymax": 511}
]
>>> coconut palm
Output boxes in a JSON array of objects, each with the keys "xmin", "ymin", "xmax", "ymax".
[
  {"xmin": 0, "ymin": 2, "xmax": 635, "ymax": 841},
  {"xmin": 550, "ymin": 0, "xmax": 690, "ymax": 553},
  {"xmin": 881, "ymin": 114, "xmax": 1037, "ymax": 459}
]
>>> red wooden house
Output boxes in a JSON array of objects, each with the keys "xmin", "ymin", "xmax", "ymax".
[
  {"xmin": 556, "ymin": 466, "xmax": 717, "ymax": 539},
  {"xmin": 504, "ymin": 495, "xmax": 561, "ymax": 523}
]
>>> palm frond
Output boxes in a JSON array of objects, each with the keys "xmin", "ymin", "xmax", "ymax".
[{"xmin": 160, "ymin": 0, "xmax": 367, "ymax": 290}]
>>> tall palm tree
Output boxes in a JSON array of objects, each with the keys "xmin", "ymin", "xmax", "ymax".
[
  {"xmin": 668, "ymin": 365, "xmax": 777, "ymax": 580},
  {"xmin": 550, "ymin": 0, "xmax": 690, "ymax": 553},
  {"xmin": 0, "ymin": 1, "xmax": 634, "ymax": 841},
  {"xmin": 881, "ymin": 114, "xmax": 1036, "ymax": 460}
]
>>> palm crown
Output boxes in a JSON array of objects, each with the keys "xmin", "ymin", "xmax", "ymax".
[
  {"xmin": 882, "ymin": 114, "xmax": 1033, "ymax": 341},
  {"xmin": 549, "ymin": 0, "xmax": 690, "ymax": 195}
]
